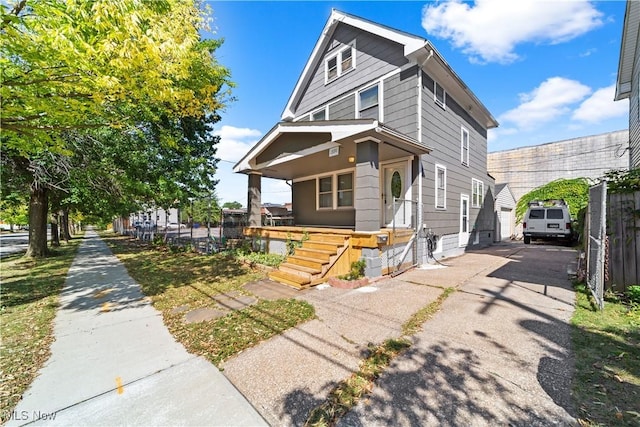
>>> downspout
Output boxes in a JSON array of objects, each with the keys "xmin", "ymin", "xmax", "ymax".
[{"xmin": 417, "ymin": 48, "xmax": 433, "ymax": 265}]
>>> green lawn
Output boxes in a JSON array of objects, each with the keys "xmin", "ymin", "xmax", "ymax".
[
  {"xmin": 0, "ymin": 241, "xmax": 82, "ymax": 423},
  {"xmin": 102, "ymin": 233, "xmax": 314, "ymax": 366},
  {"xmin": 571, "ymin": 283, "xmax": 640, "ymax": 426}
]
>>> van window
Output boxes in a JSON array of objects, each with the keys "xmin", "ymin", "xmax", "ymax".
[
  {"xmin": 547, "ymin": 209, "xmax": 563, "ymax": 219},
  {"xmin": 529, "ymin": 209, "xmax": 545, "ymax": 219}
]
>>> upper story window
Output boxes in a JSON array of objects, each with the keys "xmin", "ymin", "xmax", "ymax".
[
  {"xmin": 472, "ymin": 178, "xmax": 484, "ymax": 208},
  {"xmin": 325, "ymin": 43, "xmax": 356, "ymax": 84},
  {"xmin": 461, "ymin": 126, "xmax": 469, "ymax": 166},
  {"xmin": 358, "ymin": 84, "xmax": 379, "ymax": 120},
  {"xmin": 434, "ymin": 81, "xmax": 446, "ymax": 109},
  {"xmin": 435, "ymin": 164, "xmax": 446, "ymax": 210},
  {"xmin": 311, "ymin": 107, "xmax": 326, "ymax": 121}
]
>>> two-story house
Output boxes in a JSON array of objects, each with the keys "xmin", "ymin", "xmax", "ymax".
[
  {"xmin": 615, "ymin": 0, "xmax": 640, "ymax": 169},
  {"xmin": 234, "ymin": 10, "xmax": 498, "ymax": 288}
]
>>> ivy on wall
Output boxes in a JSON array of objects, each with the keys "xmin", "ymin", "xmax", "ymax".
[
  {"xmin": 604, "ymin": 168, "xmax": 640, "ymax": 194},
  {"xmin": 515, "ymin": 178, "xmax": 591, "ymax": 224}
]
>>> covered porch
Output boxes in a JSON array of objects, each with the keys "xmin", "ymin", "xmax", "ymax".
[{"xmin": 233, "ymin": 119, "xmax": 431, "ymax": 286}]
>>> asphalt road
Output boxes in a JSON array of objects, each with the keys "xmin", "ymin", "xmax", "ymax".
[{"xmin": 0, "ymin": 231, "xmax": 30, "ymax": 258}]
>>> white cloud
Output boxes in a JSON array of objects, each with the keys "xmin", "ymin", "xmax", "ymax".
[
  {"xmin": 499, "ymin": 77, "xmax": 591, "ymax": 129},
  {"xmin": 572, "ymin": 84, "xmax": 629, "ymax": 123},
  {"xmin": 421, "ymin": 0, "xmax": 604, "ymax": 63},
  {"xmin": 212, "ymin": 125, "xmax": 262, "ymax": 163}
]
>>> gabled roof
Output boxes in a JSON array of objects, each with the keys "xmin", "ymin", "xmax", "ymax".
[
  {"xmin": 281, "ymin": 9, "xmax": 498, "ymax": 129},
  {"xmin": 615, "ymin": 0, "xmax": 640, "ymax": 100},
  {"xmin": 233, "ymin": 119, "xmax": 431, "ymax": 176}
]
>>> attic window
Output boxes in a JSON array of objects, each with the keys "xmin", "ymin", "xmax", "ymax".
[
  {"xmin": 325, "ymin": 43, "xmax": 356, "ymax": 84},
  {"xmin": 434, "ymin": 81, "xmax": 446, "ymax": 109}
]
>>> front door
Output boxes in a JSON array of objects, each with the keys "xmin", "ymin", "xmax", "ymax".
[
  {"xmin": 383, "ymin": 162, "xmax": 409, "ymax": 227},
  {"xmin": 459, "ymin": 194, "xmax": 470, "ymax": 246}
]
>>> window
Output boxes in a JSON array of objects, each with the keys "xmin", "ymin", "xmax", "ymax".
[
  {"xmin": 434, "ymin": 81, "xmax": 446, "ymax": 108},
  {"xmin": 311, "ymin": 108, "xmax": 326, "ymax": 121},
  {"xmin": 317, "ymin": 172, "xmax": 354, "ymax": 209},
  {"xmin": 547, "ymin": 209, "xmax": 563, "ymax": 219},
  {"xmin": 318, "ymin": 176, "xmax": 332, "ymax": 208},
  {"xmin": 358, "ymin": 84, "xmax": 379, "ymax": 119},
  {"xmin": 472, "ymin": 178, "xmax": 484, "ymax": 208},
  {"xmin": 435, "ymin": 164, "xmax": 446, "ymax": 209},
  {"xmin": 461, "ymin": 127, "xmax": 469, "ymax": 166},
  {"xmin": 337, "ymin": 173, "xmax": 353, "ymax": 207},
  {"xmin": 325, "ymin": 43, "xmax": 355, "ymax": 83}
]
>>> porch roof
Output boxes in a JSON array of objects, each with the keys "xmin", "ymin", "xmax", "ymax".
[
  {"xmin": 615, "ymin": 0, "xmax": 640, "ymax": 100},
  {"xmin": 233, "ymin": 119, "xmax": 432, "ymax": 179}
]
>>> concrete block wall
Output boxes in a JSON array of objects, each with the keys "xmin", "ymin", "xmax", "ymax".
[{"xmin": 488, "ymin": 130, "xmax": 629, "ymax": 203}]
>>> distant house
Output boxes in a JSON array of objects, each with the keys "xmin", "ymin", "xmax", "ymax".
[
  {"xmin": 234, "ymin": 10, "xmax": 498, "ymax": 287},
  {"xmin": 615, "ymin": 0, "xmax": 639, "ymax": 169}
]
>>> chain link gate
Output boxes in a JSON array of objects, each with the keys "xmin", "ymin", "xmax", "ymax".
[{"xmin": 586, "ymin": 182, "xmax": 607, "ymax": 310}]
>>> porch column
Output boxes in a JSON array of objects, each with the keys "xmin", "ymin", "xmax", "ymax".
[
  {"xmin": 247, "ymin": 172, "xmax": 262, "ymax": 227},
  {"xmin": 354, "ymin": 138, "xmax": 380, "ymax": 232}
]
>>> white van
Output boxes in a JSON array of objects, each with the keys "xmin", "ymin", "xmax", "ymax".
[{"xmin": 522, "ymin": 200, "xmax": 573, "ymax": 245}]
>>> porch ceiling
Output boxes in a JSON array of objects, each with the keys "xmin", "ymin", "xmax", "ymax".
[{"xmin": 233, "ymin": 119, "xmax": 432, "ymax": 180}]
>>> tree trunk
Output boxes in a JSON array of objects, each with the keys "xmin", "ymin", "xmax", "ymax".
[
  {"xmin": 25, "ymin": 187, "xmax": 49, "ymax": 258},
  {"xmin": 51, "ymin": 212, "xmax": 60, "ymax": 247},
  {"xmin": 60, "ymin": 208, "xmax": 71, "ymax": 241}
]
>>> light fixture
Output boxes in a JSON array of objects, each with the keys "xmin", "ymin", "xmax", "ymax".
[{"xmin": 348, "ymin": 156, "xmax": 355, "ymax": 163}]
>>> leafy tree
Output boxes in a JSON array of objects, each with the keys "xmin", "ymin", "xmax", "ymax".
[
  {"xmin": 1, "ymin": 0, "xmax": 232, "ymax": 257},
  {"xmin": 222, "ymin": 201, "xmax": 243, "ymax": 209},
  {"xmin": 515, "ymin": 178, "xmax": 591, "ymax": 224}
]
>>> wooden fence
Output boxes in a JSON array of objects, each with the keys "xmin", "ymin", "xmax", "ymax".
[{"xmin": 606, "ymin": 191, "xmax": 640, "ymax": 291}]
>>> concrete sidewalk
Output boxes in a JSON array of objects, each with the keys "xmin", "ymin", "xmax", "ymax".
[
  {"xmin": 223, "ymin": 242, "xmax": 578, "ymax": 426},
  {"xmin": 7, "ymin": 228, "xmax": 266, "ymax": 427}
]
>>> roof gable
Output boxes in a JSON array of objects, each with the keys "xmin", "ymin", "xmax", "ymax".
[
  {"xmin": 282, "ymin": 10, "xmax": 426, "ymax": 121},
  {"xmin": 281, "ymin": 10, "xmax": 498, "ymax": 129}
]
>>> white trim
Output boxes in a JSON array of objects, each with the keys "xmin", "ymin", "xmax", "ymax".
[
  {"xmin": 380, "ymin": 155, "xmax": 413, "ymax": 167},
  {"xmin": 381, "ymin": 159, "xmax": 412, "ymax": 227},
  {"xmin": 356, "ymin": 82, "xmax": 382, "ymax": 120},
  {"xmin": 435, "ymin": 164, "xmax": 446, "ymax": 210},
  {"xmin": 310, "ymin": 106, "xmax": 328, "ymax": 121},
  {"xmin": 434, "ymin": 80, "xmax": 446, "ymax": 109},
  {"xmin": 459, "ymin": 194, "xmax": 470, "ymax": 247},
  {"xmin": 460, "ymin": 126, "xmax": 469, "ymax": 167},
  {"xmin": 354, "ymin": 136, "xmax": 381, "ymax": 144},
  {"xmin": 472, "ymin": 178, "xmax": 484, "ymax": 208},
  {"xmin": 315, "ymin": 170, "xmax": 355, "ymax": 210},
  {"xmin": 324, "ymin": 41, "xmax": 357, "ymax": 85}
]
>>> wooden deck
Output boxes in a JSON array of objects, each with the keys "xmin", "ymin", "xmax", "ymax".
[{"xmin": 244, "ymin": 226, "xmax": 415, "ymax": 289}]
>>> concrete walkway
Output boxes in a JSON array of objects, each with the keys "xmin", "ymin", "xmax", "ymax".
[
  {"xmin": 7, "ymin": 228, "xmax": 266, "ymax": 427},
  {"xmin": 223, "ymin": 242, "xmax": 578, "ymax": 426}
]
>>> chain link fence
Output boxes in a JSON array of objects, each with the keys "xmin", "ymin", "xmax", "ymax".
[{"xmin": 586, "ymin": 182, "xmax": 607, "ymax": 310}]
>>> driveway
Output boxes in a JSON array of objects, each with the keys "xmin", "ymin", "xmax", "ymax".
[{"xmin": 224, "ymin": 241, "xmax": 578, "ymax": 426}]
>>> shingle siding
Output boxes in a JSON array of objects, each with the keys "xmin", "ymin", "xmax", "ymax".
[
  {"xmin": 383, "ymin": 66, "xmax": 419, "ymax": 139},
  {"xmin": 420, "ymin": 71, "xmax": 493, "ymax": 239},
  {"xmin": 295, "ymin": 23, "xmax": 409, "ymax": 117},
  {"xmin": 630, "ymin": 47, "xmax": 640, "ymax": 169}
]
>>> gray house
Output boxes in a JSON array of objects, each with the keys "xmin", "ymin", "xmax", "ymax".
[
  {"xmin": 234, "ymin": 10, "xmax": 498, "ymax": 288},
  {"xmin": 615, "ymin": 0, "xmax": 640, "ymax": 169}
]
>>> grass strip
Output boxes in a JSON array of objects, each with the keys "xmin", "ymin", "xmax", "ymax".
[
  {"xmin": 0, "ymin": 240, "xmax": 82, "ymax": 423},
  {"xmin": 305, "ymin": 286, "xmax": 455, "ymax": 427},
  {"xmin": 103, "ymin": 233, "xmax": 315, "ymax": 367},
  {"xmin": 571, "ymin": 282, "xmax": 640, "ymax": 426}
]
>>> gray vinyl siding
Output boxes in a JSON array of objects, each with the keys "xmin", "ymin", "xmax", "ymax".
[
  {"xmin": 292, "ymin": 179, "xmax": 355, "ymax": 227},
  {"xmin": 328, "ymin": 95, "xmax": 355, "ymax": 120},
  {"xmin": 383, "ymin": 66, "xmax": 419, "ymax": 139},
  {"xmin": 419, "ymin": 70, "xmax": 493, "ymax": 240},
  {"xmin": 630, "ymin": 48, "xmax": 640, "ymax": 169},
  {"xmin": 295, "ymin": 23, "xmax": 409, "ymax": 118}
]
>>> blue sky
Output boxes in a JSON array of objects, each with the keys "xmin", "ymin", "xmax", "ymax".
[{"xmin": 204, "ymin": 0, "xmax": 629, "ymax": 206}]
